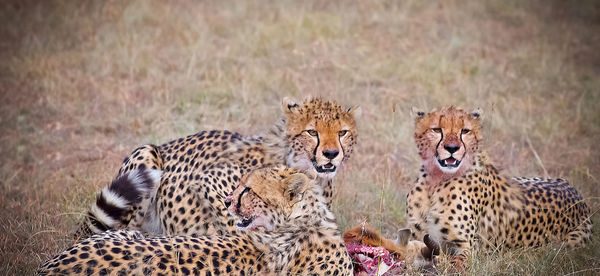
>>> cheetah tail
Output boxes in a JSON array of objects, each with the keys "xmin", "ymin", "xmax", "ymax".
[{"xmin": 75, "ymin": 169, "xmax": 162, "ymax": 238}]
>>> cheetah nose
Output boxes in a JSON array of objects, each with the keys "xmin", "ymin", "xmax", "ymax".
[
  {"xmin": 444, "ymin": 144, "xmax": 460, "ymax": 154},
  {"xmin": 323, "ymin": 149, "xmax": 339, "ymax": 159},
  {"xmin": 224, "ymin": 198, "xmax": 232, "ymax": 208}
]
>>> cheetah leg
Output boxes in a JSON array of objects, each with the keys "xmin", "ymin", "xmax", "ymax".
[
  {"xmin": 565, "ymin": 218, "xmax": 593, "ymax": 248},
  {"xmin": 406, "ymin": 180, "xmax": 430, "ymax": 240},
  {"xmin": 429, "ymin": 201, "xmax": 477, "ymax": 270},
  {"xmin": 440, "ymin": 230, "xmax": 475, "ymax": 270}
]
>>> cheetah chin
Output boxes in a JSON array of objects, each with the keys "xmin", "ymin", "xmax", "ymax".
[{"xmin": 436, "ymin": 156, "xmax": 462, "ymax": 173}]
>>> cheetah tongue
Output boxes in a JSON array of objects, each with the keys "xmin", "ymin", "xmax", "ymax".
[{"xmin": 445, "ymin": 157, "xmax": 456, "ymax": 164}]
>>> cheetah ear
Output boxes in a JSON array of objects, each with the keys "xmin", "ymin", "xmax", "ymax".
[
  {"xmin": 282, "ymin": 97, "xmax": 301, "ymax": 116},
  {"xmin": 347, "ymin": 106, "xmax": 362, "ymax": 119},
  {"xmin": 395, "ymin": 228, "xmax": 412, "ymax": 246},
  {"xmin": 285, "ymin": 173, "xmax": 310, "ymax": 201},
  {"xmin": 470, "ymin": 107, "xmax": 483, "ymax": 120},
  {"xmin": 410, "ymin": 107, "xmax": 425, "ymax": 120}
]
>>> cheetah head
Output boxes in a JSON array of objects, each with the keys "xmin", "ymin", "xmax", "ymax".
[
  {"xmin": 282, "ymin": 97, "xmax": 360, "ymax": 181},
  {"xmin": 412, "ymin": 106, "xmax": 483, "ymax": 178},
  {"xmin": 225, "ymin": 165, "xmax": 313, "ymax": 231}
]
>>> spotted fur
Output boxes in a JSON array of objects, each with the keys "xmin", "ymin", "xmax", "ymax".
[
  {"xmin": 39, "ymin": 166, "xmax": 353, "ymax": 276},
  {"xmin": 406, "ymin": 106, "xmax": 592, "ymax": 264},
  {"xmin": 78, "ymin": 98, "xmax": 360, "ymax": 237}
]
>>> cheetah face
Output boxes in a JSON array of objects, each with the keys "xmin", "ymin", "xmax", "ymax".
[
  {"xmin": 226, "ymin": 186, "xmax": 275, "ymax": 231},
  {"xmin": 282, "ymin": 98, "xmax": 360, "ymax": 180},
  {"xmin": 225, "ymin": 165, "xmax": 310, "ymax": 231},
  {"xmin": 412, "ymin": 106, "xmax": 483, "ymax": 176}
]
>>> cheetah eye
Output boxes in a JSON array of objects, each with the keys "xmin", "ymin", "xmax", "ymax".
[
  {"xmin": 338, "ymin": 130, "xmax": 348, "ymax": 137},
  {"xmin": 306, "ymin": 130, "xmax": 318, "ymax": 136},
  {"xmin": 431, "ymin": 128, "xmax": 442, "ymax": 133},
  {"xmin": 461, "ymin": 129, "xmax": 471, "ymax": 135}
]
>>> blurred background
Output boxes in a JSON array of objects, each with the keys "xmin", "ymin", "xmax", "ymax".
[{"xmin": 1, "ymin": 0, "xmax": 599, "ymax": 274}]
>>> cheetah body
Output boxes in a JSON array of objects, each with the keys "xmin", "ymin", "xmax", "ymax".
[
  {"xmin": 81, "ymin": 98, "xmax": 359, "ymax": 237},
  {"xmin": 406, "ymin": 106, "xmax": 592, "ymax": 260},
  {"xmin": 40, "ymin": 166, "xmax": 354, "ymax": 275}
]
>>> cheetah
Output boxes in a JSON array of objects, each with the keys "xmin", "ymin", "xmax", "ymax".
[
  {"xmin": 39, "ymin": 166, "xmax": 354, "ymax": 275},
  {"xmin": 78, "ymin": 97, "xmax": 360, "ymax": 237},
  {"xmin": 405, "ymin": 106, "xmax": 592, "ymax": 265}
]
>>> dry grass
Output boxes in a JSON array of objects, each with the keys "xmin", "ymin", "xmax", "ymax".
[{"xmin": 1, "ymin": 0, "xmax": 599, "ymax": 274}]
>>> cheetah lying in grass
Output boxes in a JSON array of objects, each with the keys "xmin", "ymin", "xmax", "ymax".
[
  {"xmin": 40, "ymin": 166, "xmax": 354, "ymax": 275},
  {"xmin": 79, "ymin": 98, "xmax": 360, "ymax": 238},
  {"xmin": 406, "ymin": 106, "xmax": 592, "ymax": 267}
]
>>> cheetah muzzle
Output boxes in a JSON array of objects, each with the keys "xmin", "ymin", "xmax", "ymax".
[
  {"xmin": 314, "ymin": 161, "xmax": 336, "ymax": 174},
  {"xmin": 437, "ymin": 156, "xmax": 461, "ymax": 170}
]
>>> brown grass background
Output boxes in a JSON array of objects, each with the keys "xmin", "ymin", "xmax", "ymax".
[{"xmin": 1, "ymin": 0, "xmax": 599, "ymax": 274}]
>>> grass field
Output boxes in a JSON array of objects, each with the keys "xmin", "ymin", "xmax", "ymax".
[{"xmin": 1, "ymin": 0, "xmax": 599, "ymax": 274}]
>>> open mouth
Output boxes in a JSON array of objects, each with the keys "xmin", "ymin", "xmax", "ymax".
[
  {"xmin": 314, "ymin": 162, "xmax": 337, "ymax": 173},
  {"xmin": 437, "ymin": 157, "xmax": 461, "ymax": 168},
  {"xmin": 237, "ymin": 216, "xmax": 255, "ymax": 228}
]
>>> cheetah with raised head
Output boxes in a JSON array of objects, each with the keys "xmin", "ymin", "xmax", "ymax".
[
  {"xmin": 39, "ymin": 166, "xmax": 354, "ymax": 275},
  {"xmin": 79, "ymin": 98, "xmax": 360, "ymax": 237},
  {"xmin": 405, "ymin": 106, "xmax": 592, "ymax": 265}
]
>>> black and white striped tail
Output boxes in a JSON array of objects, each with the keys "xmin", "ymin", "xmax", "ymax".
[{"xmin": 77, "ymin": 169, "xmax": 162, "ymax": 237}]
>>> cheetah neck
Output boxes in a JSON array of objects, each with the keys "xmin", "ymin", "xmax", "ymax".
[
  {"xmin": 248, "ymin": 185, "xmax": 344, "ymax": 273},
  {"xmin": 423, "ymin": 151, "xmax": 485, "ymax": 187}
]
